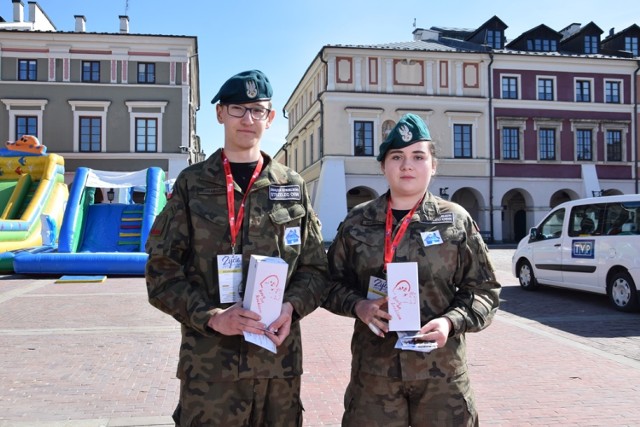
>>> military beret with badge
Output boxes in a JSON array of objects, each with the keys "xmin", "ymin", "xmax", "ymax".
[
  {"xmin": 377, "ymin": 113, "xmax": 432, "ymax": 161},
  {"xmin": 211, "ymin": 69, "xmax": 273, "ymax": 105}
]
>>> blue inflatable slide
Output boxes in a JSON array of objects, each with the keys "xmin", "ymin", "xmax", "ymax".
[{"xmin": 12, "ymin": 167, "xmax": 167, "ymax": 275}]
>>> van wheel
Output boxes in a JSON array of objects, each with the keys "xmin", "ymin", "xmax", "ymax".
[
  {"xmin": 607, "ymin": 272, "xmax": 639, "ymax": 312},
  {"xmin": 518, "ymin": 260, "xmax": 539, "ymax": 291}
]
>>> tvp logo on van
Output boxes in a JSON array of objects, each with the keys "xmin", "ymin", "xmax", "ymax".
[{"xmin": 572, "ymin": 239, "xmax": 595, "ymax": 259}]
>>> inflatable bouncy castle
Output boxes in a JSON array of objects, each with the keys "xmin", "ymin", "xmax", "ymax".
[
  {"xmin": 0, "ymin": 136, "xmax": 68, "ymax": 269},
  {"xmin": 12, "ymin": 166, "xmax": 167, "ymax": 275}
]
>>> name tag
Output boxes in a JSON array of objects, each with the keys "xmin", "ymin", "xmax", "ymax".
[
  {"xmin": 217, "ymin": 254, "xmax": 242, "ymax": 303},
  {"xmin": 427, "ymin": 212, "xmax": 455, "ymax": 224},
  {"xmin": 269, "ymin": 185, "xmax": 301, "ymax": 201}
]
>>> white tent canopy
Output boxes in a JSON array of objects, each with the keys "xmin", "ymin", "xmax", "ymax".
[{"xmin": 85, "ymin": 169, "xmax": 150, "ymax": 189}]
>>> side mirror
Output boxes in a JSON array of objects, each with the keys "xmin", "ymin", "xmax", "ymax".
[{"xmin": 529, "ymin": 227, "xmax": 538, "ymax": 241}]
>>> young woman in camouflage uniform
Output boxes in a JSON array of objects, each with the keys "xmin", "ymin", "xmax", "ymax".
[
  {"xmin": 145, "ymin": 70, "xmax": 329, "ymax": 426},
  {"xmin": 323, "ymin": 113, "xmax": 501, "ymax": 427}
]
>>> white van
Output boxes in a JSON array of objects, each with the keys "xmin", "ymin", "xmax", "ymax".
[{"xmin": 512, "ymin": 195, "xmax": 640, "ymax": 312}]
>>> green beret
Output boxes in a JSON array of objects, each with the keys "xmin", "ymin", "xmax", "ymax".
[
  {"xmin": 377, "ymin": 113, "xmax": 431, "ymax": 161},
  {"xmin": 211, "ymin": 69, "xmax": 273, "ymax": 104}
]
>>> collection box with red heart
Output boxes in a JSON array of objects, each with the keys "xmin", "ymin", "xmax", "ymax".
[
  {"xmin": 386, "ymin": 262, "xmax": 421, "ymax": 331},
  {"xmin": 243, "ymin": 255, "xmax": 288, "ymax": 324}
]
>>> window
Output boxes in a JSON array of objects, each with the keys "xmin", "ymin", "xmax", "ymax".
[
  {"xmin": 569, "ymin": 204, "xmax": 604, "ymax": 237},
  {"xmin": 82, "ymin": 61, "xmax": 100, "ymax": 82},
  {"xmin": 487, "ymin": 30, "xmax": 503, "ymax": 49},
  {"xmin": 538, "ymin": 78, "xmax": 554, "ymax": 100},
  {"xmin": 18, "ymin": 59, "xmax": 37, "ymax": 81},
  {"xmin": 15, "ymin": 116, "xmax": 37, "ymax": 140},
  {"xmin": 453, "ymin": 124, "xmax": 472, "ymax": 158},
  {"xmin": 605, "ymin": 81, "xmax": 621, "ymax": 103},
  {"xmin": 576, "ymin": 129, "xmax": 592, "ymax": 161},
  {"xmin": 538, "ymin": 128, "xmax": 556, "ymax": 160},
  {"xmin": 137, "ymin": 63, "xmax": 156, "ymax": 84},
  {"xmin": 606, "ymin": 130, "xmax": 622, "ymax": 161},
  {"xmin": 354, "ymin": 121, "xmax": 373, "ymax": 156},
  {"xmin": 502, "ymin": 76, "xmax": 518, "ymax": 99},
  {"xmin": 79, "ymin": 117, "xmax": 102, "ymax": 152},
  {"xmin": 2, "ymin": 99, "xmax": 47, "ymax": 142},
  {"xmin": 584, "ymin": 35, "xmax": 599, "ymax": 54},
  {"xmin": 502, "ymin": 127, "xmax": 520, "ymax": 160},
  {"xmin": 537, "ymin": 208, "xmax": 565, "ymax": 239},
  {"xmin": 603, "ymin": 202, "xmax": 639, "ymax": 235},
  {"xmin": 309, "ymin": 133, "xmax": 314, "ymax": 164},
  {"xmin": 625, "ymin": 36, "xmax": 639, "ymax": 56},
  {"xmin": 303, "ymin": 139, "xmax": 307, "ymax": 168},
  {"xmin": 125, "ymin": 101, "xmax": 166, "ymax": 153},
  {"xmin": 135, "ymin": 118, "xmax": 157, "ymax": 152},
  {"xmin": 527, "ymin": 39, "xmax": 557, "ymax": 51},
  {"xmin": 575, "ymin": 80, "xmax": 591, "ymax": 102}
]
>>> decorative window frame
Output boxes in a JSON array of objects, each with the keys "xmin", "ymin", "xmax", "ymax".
[
  {"xmin": 603, "ymin": 79, "xmax": 623, "ymax": 104},
  {"xmin": 125, "ymin": 101, "xmax": 167, "ymax": 153},
  {"xmin": 601, "ymin": 121, "xmax": 629, "ymax": 162},
  {"xmin": 570, "ymin": 120, "xmax": 598, "ymax": 162},
  {"xmin": 500, "ymin": 74, "xmax": 520, "ymax": 99},
  {"xmin": 445, "ymin": 111, "xmax": 481, "ymax": 159},
  {"xmin": 574, "ymin": 77, "xmax": 594, "ymax": 103},
  {"xmin": 68, "ymin": 100, "xmax": 111, "ymax": 153},
  {"xmin": 533, "ymin": 119, "xmax": 562, "ymax": 161},
  {"xmin": 1, "ymin": 98, "xmax": 48, "ymax": 143},
  {"xmin": 345, "ymin": 107, "xmax": 383, "ymax": 157},
  {"xmin": 536, "ymin": 76, "xmax": 556, "ymax": 101},
  {"xmin": 496, "ymin": 117, "xmax": 527, "ymax": 161}
]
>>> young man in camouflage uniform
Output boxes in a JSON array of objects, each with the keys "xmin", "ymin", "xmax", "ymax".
[
  {"xmin": 145, "ymin": 70, "xmax": 329, "ymax": 426},
  {"xmin": 323, "ymin": 113, "xmax": 501, "ymax": 426}
]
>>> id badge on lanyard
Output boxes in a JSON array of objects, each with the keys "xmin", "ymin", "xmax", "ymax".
[{"xmin": 217, "ymin": 254, "xmax": 242, "ymax": 303}]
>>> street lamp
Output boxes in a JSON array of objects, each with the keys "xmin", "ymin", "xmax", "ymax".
[
  {"xmin": 439, "ymin": 187, "xmax": 449, "ymax": 200},
  {"xmin": 107, "ymin": 188, "xmax": 115, "ymax": 203}
]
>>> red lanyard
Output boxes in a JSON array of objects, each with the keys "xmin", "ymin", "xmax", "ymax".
[
  {"xmin": 222, "ymin": 151, "xmax": 264, "ymax": 254},
  {"xmin": 383, "ymin": 195, "xmax": 423, "ymax": 269}
]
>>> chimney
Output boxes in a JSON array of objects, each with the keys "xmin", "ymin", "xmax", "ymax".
[
  {"xmin": 13, "ymin": 0, "xmax": 24, "ymax": 22},
  {"xmin": 74, "ymin": 15, "xmax": 85, "ymax": 32},
  {"xmin": 119, "ymin": 15, "xmax": 129, "ymax": 33},
  {"xmin": 609, "ymin": 28, "xmax": 615, "ymax": 36}
]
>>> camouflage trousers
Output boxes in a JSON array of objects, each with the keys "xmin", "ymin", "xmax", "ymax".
[
  {"xmin": 173, "ymin": 376, "xmax": 303, "ymax": 427},
  {"xmin": 342, "ymin": 370, "xmax": 478, "ymax": 427}
]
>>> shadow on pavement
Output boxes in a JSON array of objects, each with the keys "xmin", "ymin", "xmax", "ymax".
[{"xmin": 497, "ymin": 284, "xmax": 640, "ymax": 339}]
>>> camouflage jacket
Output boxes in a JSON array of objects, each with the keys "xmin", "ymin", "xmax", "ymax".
[
  {"xmin": 145, "ymin": 148, "xmax": 329, "ymax": 381},
  {"xmin": 323, "ymin": 191, "xmax": 501, "ymax": 381}
]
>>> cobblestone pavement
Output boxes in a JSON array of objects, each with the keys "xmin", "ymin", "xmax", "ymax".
[{"xmin": 0, "ymin": 248, "xmax": 639, "ymax": 426}]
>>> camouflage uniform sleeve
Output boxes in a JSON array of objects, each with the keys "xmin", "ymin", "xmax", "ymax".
[
  {"xmin": 144, "ymin": 174, "xmax": 218, "ymax": 336},
  {"xmin": 281, "ymin": 185, "xmax": 330, "ymax": 320},
  {"xmin": 321, "ymin": 221, "xmax": 366, "ymax": 317},
  {"xmin": 442, "ymin": 215, "xmax": 502, "ymax": 336}
]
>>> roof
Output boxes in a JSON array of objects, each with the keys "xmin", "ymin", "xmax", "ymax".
[{"xmin": 327, "ymin": 38, "xmax": 491, "ymax": 54}]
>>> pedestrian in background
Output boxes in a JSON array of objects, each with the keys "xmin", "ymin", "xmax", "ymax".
[
  {"xmin": 323, "ymin": 113, "xmax": 501, "ymax": 426},
  {"xmin": 145, "ymin": 69, "xmax": 329, "ymax": 426}
]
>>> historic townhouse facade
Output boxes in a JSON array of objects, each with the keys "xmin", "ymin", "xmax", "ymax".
[
  {"xmin": 279, "ymin": 16, "xmax": 640, "ymax": 243},
  {"xmin": 0, "ymin": 0, "xmax": 202, "ymax": 185}
]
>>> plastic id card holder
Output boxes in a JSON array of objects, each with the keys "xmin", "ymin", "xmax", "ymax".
[{"xmin": 218, "ymin": 254, "xmax": 242, "ymax": 303}]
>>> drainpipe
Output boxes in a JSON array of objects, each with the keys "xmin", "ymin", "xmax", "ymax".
[
  {"xmin": 635, "ymin": 61, "xmax": 640, "ymax": 194},
  {"xmin": 488, "ymin": 52, "xmax": 495, "ymax": 242}
]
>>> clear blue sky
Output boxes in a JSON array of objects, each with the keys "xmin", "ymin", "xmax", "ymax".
[{"xmin": 5, "ymin": 0, "xmax": 637, "ymax": 157}]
